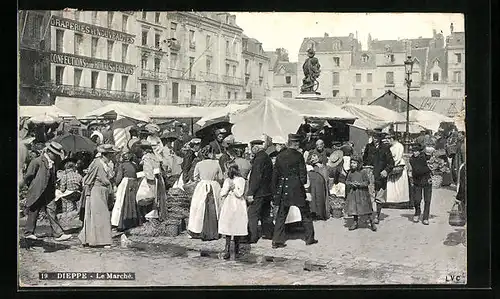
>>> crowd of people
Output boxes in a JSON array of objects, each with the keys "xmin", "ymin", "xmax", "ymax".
[{"xmin": 19, "ymin": 119, "xmax": 467, "ymax": 258}]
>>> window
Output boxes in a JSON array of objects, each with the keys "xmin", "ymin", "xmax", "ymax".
[
  {"xmin": 235, "ymin": 92, "xmax": 238, "ymax": 99},
  {"xmin": 455, "ymin": 53, "xmax": 462, "ymax": 63},
  {"xmin": 245, "ymin": 77, "xmax": 249, "ymax": 86},
  {"xmin": 28, "ymin": 14, "xmax": 44, "ymax": 39},
  {"xmin": 107, "ymin": 40, "xmax": 114, "ymax": 60},
  {"xmin": 206, "ymin": 35, "xmax": 211, "ymax": 49},
  {"xmin": 206, "ymin": 58, "xmax": 211, "ymax": 73},
  {"xmin": 142, "ymin": 11, "xmax": 147, "ymax": 19},
  {"xmin": 142, "ymin": 30, "xmax": 148, "ymax": 46},
  {"xmin": 74, "ymin": 33, "xmax": 83, "ymax": 55},
  {"xmin": 55, "ymin": 29, "xmax": 64, "ymax": 52},
  {"xmin": 107, "ymin": 12, "xmax": 113, "ymax": 28},
  {"xmin": 189, "ymin": 30, "xmax": 195, "ymax": 49},
  {"xmin": 355, "ymin": 89, "xmax": 362, "ymax": 97},
  {"xmin": 453, "ymin": 71, "xmax": 462, "ymax": 83},
  {"xmin": 361, "ymin": 54, "xmax": 369, "ymax": 63},
  {"xmin": 141, "ymin": 83, "xmax": 148, "ymax": 97},
  {"xmin": 232, "ymin": 42, "xmax": 237, "ymax": 54},
  {"xmin": 333, "ymin": 57, "xmax": 340, "ymax": 67},
  {"xmin": 154, "ymin": 85, "xmax": 160, "ymax": 98},
  {"xmin": 283, "ymin": 91, "xmax": 293, "ymax": 98},
  {"xmin": 107, "ymin": 73, "xmax": 114, "ymax": 90},
  {"xmin": 155, "ymin": 12, "xmax": 160, "ymax": 23},
  {"xmin": 385, "ymin": 71, "xmax": 394, "ymax": 85},
  {"xmin": 259, "ymin": 78, "xmax": 263, "ymax": 86},
  {"xmin": 433, "ymin": 72, "xmax": 440, "ymax": 82},
  {"xmin": 122, "ymin": 15, "xmax": 128, "ymax": 32},
  {"xmin": 452, "ymin": 89, "xmax": 462, "ymax": 98},
  {"xmin": 355, "ymin": 73, "xmax": 362, "ymax": 83},
  {"xmin": 366, "ymin": 89, "xmax": 373, "ymax": 98},
  {"xmin": 333, "ymin": 40, "xmax": 341, "ymax": 51},
  {"xmin": 386, "ymin": 54, "xmax": 395, "ymax": 63},
  {"xmin": 332, "ymin": 72, "xmax": 340, "ymax": 85},
  {"xmin": 367, "ymin": 73, "xmax": 373, "ymax": 83},
  {"xmin": 73, "ymin": 69, "xmax": 82, "ymax": 87},
  {"xmin": 91, "ymin": 37, "xmax": 98, "ymax": 57},
  {"xmin": 244, "ymin": 59, "xmax": 249, "ymax": 74},
  {"xmin": 232, "ymin": 65, "xmax": 236, "ymax": 77},
  {"xmin": 122, "ymin": 44, "xmax": 128, "ymax": 63},
  {"xmin": 190, "ymin": 85, "xmax": 196, "ymax": 100},
  {"xmin": 170, "ymin": 53, "xmax": 177, "ymax": 68},
  {"xmin": 91, "ymin": 71, "xmax": 99, "ymax": 89},
  {"xmin": 246, "ymin": 92, "xmax": 252, "ymax": 99},
  {"xmin": 172, "ymin": 82, "xmax": 179, "ymax": 103},
  {"xmin": 226, "ymin": 40, "xmax": 230, "ymax": 54},
  {"xmin": 170, "ymin": 22, "xmax": 177, "ymax": 39},
  {"xmin": 225, "ymin": 63, "xmax": 230, "ymax": 75},
  {"xmin": 154, "ymin": 57, "xmax": 161, "ymax": 72},
  {"xmin": 431, "ymin": 89, "xmax": 441, "ymax": 97},
  {"xmin": 227, "ymin": 91, "xmax": 231, "ymax": 99},
  {"xmin": 55, "ymin": 66, "xmax": 64, "ymax": 85},
  {"xmin": 121, "ymin": 75, "xmax": 128, "ymax": 91},
  {"xmin": 141, "ymin": 55, "xmax": 148, "ymax": 69},
  {"xmin": 332, "ymin": 90, "xmax": 339, "ymax": 97},
  {"xmin": 155, "ymin": 33, "xmax": 160, "ymax": 48},
  {"xmin": 258, "ymin": 63, "xmax": 263, "ymax": 76},
  {"xmin": 189, "ymin": 57, "xmax": 194, "ymax": 77},
  {"xmin": 285, "ymin": 76, "xmax": 291, "ymax": 84}
]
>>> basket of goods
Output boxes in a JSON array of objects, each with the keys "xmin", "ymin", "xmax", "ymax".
[
  {"xmin": 448, "ymin": 202, "xmax": 466, "ymax": 227},
  {"xmin": 329, "ymin": 195, "xmax": 345, "ymax": 218},
  {"xmin": 388, "ymin": 165, "xmax": 405, "ymax": 181},
  {"xmin": 164, "ymin": 219, "xmax": 181, "ymax": 237},
  {"xmin": 428, "ymin": 155, "xmax": 450, "ymax": 188}
]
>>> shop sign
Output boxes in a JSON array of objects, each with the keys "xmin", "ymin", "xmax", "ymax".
[{"xmin": 49, "ymin": 52, "xmax": 135, "ymax": 75}]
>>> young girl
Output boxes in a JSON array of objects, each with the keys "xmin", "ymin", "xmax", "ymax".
[
  {"xmin": 218, "ymin": 164, "xmax": 248, "ymax": 259},
  {"xmin": 345, "ymin": 155, "xmax": 377, "ymax": 232}
]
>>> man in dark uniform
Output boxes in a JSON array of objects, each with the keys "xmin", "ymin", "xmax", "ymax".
[
  {"xmin": 246, "ymin": 139, "xmax": 274, "ymax": 243},
  {"xmin": 372, "ymin": 130, "xmax": 395, "ymax": 224},
  {"xmin": 271, "ymin": 134, "xmax": 318, "ymax": 248}
]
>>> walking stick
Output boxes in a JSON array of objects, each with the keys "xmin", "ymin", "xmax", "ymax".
[{"xmin": 229, "ymin": 235, "xmax": 236, "ymax": 261}]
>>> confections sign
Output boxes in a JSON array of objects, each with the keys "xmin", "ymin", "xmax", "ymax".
[
  {"xmin": 50, "ymin": 16, "xmax": 135, "ymax": 44},
  {"xmin": 49, "ymin": 52, "xmax": 135, "ymax": 75}
]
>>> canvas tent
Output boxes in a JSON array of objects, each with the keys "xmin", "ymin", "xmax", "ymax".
[
  {"xmin": 403, "ymin": 110, "xmax": 454, "ymax": 132},
  {"xmin": 19, "ymin": 105, "xmax": 75, "ymax": 119},
  {"xmin": 196, "ymin": 104, "xmax": 249, "ymax": 127},
  {"xmin": 454, "ymin": 109, "xmax": 466, "ymax": 132},
  {"xmin": 230, "ymin": 97, "xmax": 356, "ymax": 144},
  {"xmin": 82, "ymin": 103, "xmax": 151, "ymax": 123}
]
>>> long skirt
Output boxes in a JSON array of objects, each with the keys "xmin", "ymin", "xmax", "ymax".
[
  {"xmin": 346, "ymin": 188, "xmax": 373, "ymax": 216},
  {"xmin": 218, "ymin": 194, "xmax": 248, "ymax": 236},
  {"xmin": 78, "ymin": 185, "xmax": 112, "ymax": 246},
  {"xmin": 188, "ymin": 190, "xmax": 220, "ymax": 241},
  {"xmin": 386, "ymin": 167, "xmax": 410, "ymax": 203},
  {"xmin": 111, "ymin": 178, "xmax": 141, "ymax": 231}
]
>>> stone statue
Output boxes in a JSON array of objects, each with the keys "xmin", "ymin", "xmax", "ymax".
[{"xmin": 300, "ymin": 48, "xmax": 321, "ymax": 94}]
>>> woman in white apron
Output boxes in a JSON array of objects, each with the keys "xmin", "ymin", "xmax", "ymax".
[{"xmin": 386, "ymin": 136, "xmax": 410, "ymax": 204}]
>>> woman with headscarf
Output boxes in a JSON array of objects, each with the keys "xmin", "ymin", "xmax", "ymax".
[
  {"xmin": 187, "ymin": 145, "xmax": 224, "ymax": 241},
  {"xmin": 306, "ymin": 152, "xmax": 330, "ymax": 220},
  {"xmin": 386, "ymin": 135, "xmax": 410, "ymax": 204},
  {"xmin": 78, "ymin": 144, "xmax": 118, "ymax": 248},
  {"xmin": 111, "ymin": 152, "xmax": 141, "ymax": 232}
]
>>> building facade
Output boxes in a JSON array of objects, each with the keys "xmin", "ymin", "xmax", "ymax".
[
  {"xmin": 242, "ymin": 35, "xmax": 270, "ymax": 101},
  {"xmin": 266, "ymin": 49, "xmax": 298, "ymax": 99}
]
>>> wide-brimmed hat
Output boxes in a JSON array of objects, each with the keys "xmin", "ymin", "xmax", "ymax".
[
  {"xmin": 45, "ymin": 141, "xmax": 65, "ymax": 158},
  {"xmin": 340, "ymin": 144, "xmax": 353, "ymax": 156},
  {"xmin": 145, "ymin": 123, "xmax": 161, "ymax": 134},
  {"xmin": 97, "ymin": 144, "xmax": 119, "ymax": 154},
  {"xmin": 222, "ymin": 135, "xmax": 235, "ymax": 147},
  {"xmin": 327, "ymin": 150, "xmax": 343, "ymax": 168},
  {"xmin": 161, "ymin": 131, "xmax": 179, "ymax": 142}
]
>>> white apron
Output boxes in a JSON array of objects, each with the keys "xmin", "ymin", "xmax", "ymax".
[
  {"xmin": 218, "ymin": 177, "xmax": 248, "ymax": 236},
  {"xmin": 111, "ymin": 178, "xmax": 130, "ymax": 226},
  {"xmin": 187, "ymin": 180, "xmax": 222, "ymax": 234},
  {"xmin": 387, "ymin": 142, "xmax": 410, "ymax": 203}
]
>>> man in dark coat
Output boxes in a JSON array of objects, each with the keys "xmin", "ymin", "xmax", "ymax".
[
  {"xmin": 180, "ymin": 138, "xmax": 201, "ymax": 184},
  {"xmin": 271, "ymin": 134, "xmax": 318, "ymax": 248},
  {"xmin": 372, "ymin": 131, "xmax": 395, "ymax": 224},
  {"xmin": 246, "ymin": 139, "xmax": 274, "ymax": 243},
  {"xmin": 20, "ymin": 142, "xmax": 72, "ymax": 241}
]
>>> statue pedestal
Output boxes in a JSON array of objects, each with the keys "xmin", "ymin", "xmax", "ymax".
[{"xmin": 295, "ymin": 93, "xmax": 326, "ymax": 101}]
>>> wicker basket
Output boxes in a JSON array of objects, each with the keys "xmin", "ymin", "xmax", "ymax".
[
  {"xmin": 431, "ymin": 174, "xmax": 443, "ymax": 188},
  {"xmin": 165, "ymin": 224, "xmax": 180, "ymax": 237}
]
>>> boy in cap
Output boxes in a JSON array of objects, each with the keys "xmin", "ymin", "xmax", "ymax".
[
  {"xmin": 408, "ymin": 143, "xmax": 433, "ymax": 225},
  {"xmin": 21, "ymin": 142, "xmax": 72, "ymax": 241},
  {"xmin": 271, "ymin": 134, "xmax": 318, "ymax": 248}
]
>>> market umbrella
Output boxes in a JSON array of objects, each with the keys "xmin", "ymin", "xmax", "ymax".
[
  {"xmin": 194, "ymin": 121, "xmax": 233, "ymax": 139},
  {"xmin": 51, "ymin": 133, "xmax": 97, "ymax": 154},
  {"xmin": 28, "ymin": 113, "xmax": 62, "ymax": 125}
]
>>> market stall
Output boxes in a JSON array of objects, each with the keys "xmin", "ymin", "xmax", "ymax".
[{"xmin": 403, "ymin": 110, "xmax": 455, "ymax": 133}]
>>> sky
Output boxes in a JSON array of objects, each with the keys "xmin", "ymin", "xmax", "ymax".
[{"xmin": 231, "ymin": 13, "xmax": 464, "ymax": 61}]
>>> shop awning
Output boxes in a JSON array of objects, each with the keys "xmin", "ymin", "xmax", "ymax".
[
  {"xmin": 402, "ymin": 110, "xmax": 455, "ymax": 132},
  {"xmin": 19, "ymin": 105, "xmax": 75, "ymax": 118}
]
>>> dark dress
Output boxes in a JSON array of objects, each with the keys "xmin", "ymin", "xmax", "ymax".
[
  {"xmin": 307, "ymin": 166, "xmax": 330, "ymax": 220},
  {"xmin": 345, "ymin": 169, "xmax": 373, "ymax": 216},
  {"xmin": 114, "ymin": 161, "xmax": 141, "ymax": 231}
]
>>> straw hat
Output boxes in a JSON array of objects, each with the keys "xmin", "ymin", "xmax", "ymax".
[
  {"xmin": 327, "ymin": 150, "xmax": 343, "ymax": 168},
  {"xmin": 45, "ymin": 141, "xmax": 65, "ymax": 159}
]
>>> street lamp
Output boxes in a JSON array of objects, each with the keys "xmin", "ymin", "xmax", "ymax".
[{"xmin": 404, "ymin": 56, "xmax": 414, "ymax": 153}]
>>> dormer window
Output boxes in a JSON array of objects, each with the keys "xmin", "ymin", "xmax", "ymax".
[
  {"xmin": 384, "ymin": 45, "xmax": 392, "ymax": 52},
  {"xmin": 361, "ymin": 54, "xmax": 369, "ymax": 62},
  {"xmin": 333, "ymin": 40, "xmax": 341, "ymax": 51}
]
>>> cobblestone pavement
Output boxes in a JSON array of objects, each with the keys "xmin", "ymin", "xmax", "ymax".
[{"xmin": 18, "ymin": 187, "xmax": 466, "ymax": 286}]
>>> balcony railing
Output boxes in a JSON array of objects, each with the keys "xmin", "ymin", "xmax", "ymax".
[
  {"xmin": 140, "ymin": 69, "xmax": 167, "ymax": 81},
  {"xmin": 46, "ymin": 84, "xmax": 140, "ymax": 103},
  {"xmin": 222, "ymin": 75, "xmax": 243, "ymax": 86},
  {"xmin": 167, "ymin": 68, "xmax": 184, "ymax": 79},
  {"xmin": 199, "ymin": 71, "xmax": 219, "ymax": 82}
]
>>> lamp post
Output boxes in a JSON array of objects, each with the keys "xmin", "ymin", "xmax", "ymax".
[{"xmin": 404, "ymin": 56, "xmax": 414, "ymax": 153}]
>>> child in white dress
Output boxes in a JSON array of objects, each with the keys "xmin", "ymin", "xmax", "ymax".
[{"xmin": 218, "ymin": 164, "xmax": 248, "ymax": 259}]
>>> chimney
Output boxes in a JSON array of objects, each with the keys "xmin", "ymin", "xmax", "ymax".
[
  {"xmin": 367, "ymin": 33, "xmax": 372, "ymax": 49},
  {"xmin": 450, "ymin": 23, "xmax": 454, "ymax": 33},
  {"xmin": 324, "ymin": 32, "xmax": 329, "ymax": 38},
  {"xmin": 349, "ymin": 33, "xmax": 354, "ymax": 39},
  {"xmin": 432, "ymin": 29, "xmax": 437, "ymax": 37}
]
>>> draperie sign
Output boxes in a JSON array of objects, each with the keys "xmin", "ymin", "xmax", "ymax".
[
  {"xmin": 50, "ymin": 16, "xmax": 135, "ymax": 44},
  {"xmin": 50, "ymin": 52, "xmax": 135, "ymax": 75}
]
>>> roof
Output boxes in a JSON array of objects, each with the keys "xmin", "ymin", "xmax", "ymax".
[
  {"xmin": 369, "ymin": 39, "xmax": 406, "ymax": 52},
  {"xmin": 408, "ymin": 37, "xmax": 433, "ymax": 48},
  {"xmin": 446, "ymin": 32, "xmax": 465, "ymax": 47},
  {"xmin": 426, "ymin": 48, "xmax": 448, "ymax": 80},
  {"xmin": 243, "ymin": 35, "xmax": 269, "ymax": 58},
  {"xmin": 299, "ymin": 36, "xmax": 360, "ymax": 53},
  {"xmin": 275, "ymin": 62, "xmax": 297, "ymax": 75},
  {"xmin": 340, "ymin": 103, "xmax": 407, "ymax": 130},
  {"xmin": 368, "ymin": 90, "xmax": 419, "ymax": 113},
  {"xmin": 403, "ymin": 110, "xmax": 455, "ymax": 132},
  {"xmin": 19, "ymin": 105, "xmax": 75, "ymax": 118},
  {"xmin": 407, "ymin": 97, "xmax": 465, "ymax": 117},
  {"xmin": 264, "ymin": 51, "xmax": 278, "ymax": 70},
  {"xmin": 351, "ymin": 51, "xmax": 377, "ymax": 68},
  {"xmin": 410, "ymin": 47, "xmax": 428, "ymax": 79}
]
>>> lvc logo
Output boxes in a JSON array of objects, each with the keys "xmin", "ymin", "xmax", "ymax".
[{"xmin": 445, "ymin": 274, "xmax": 465, "ymax": 283}]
